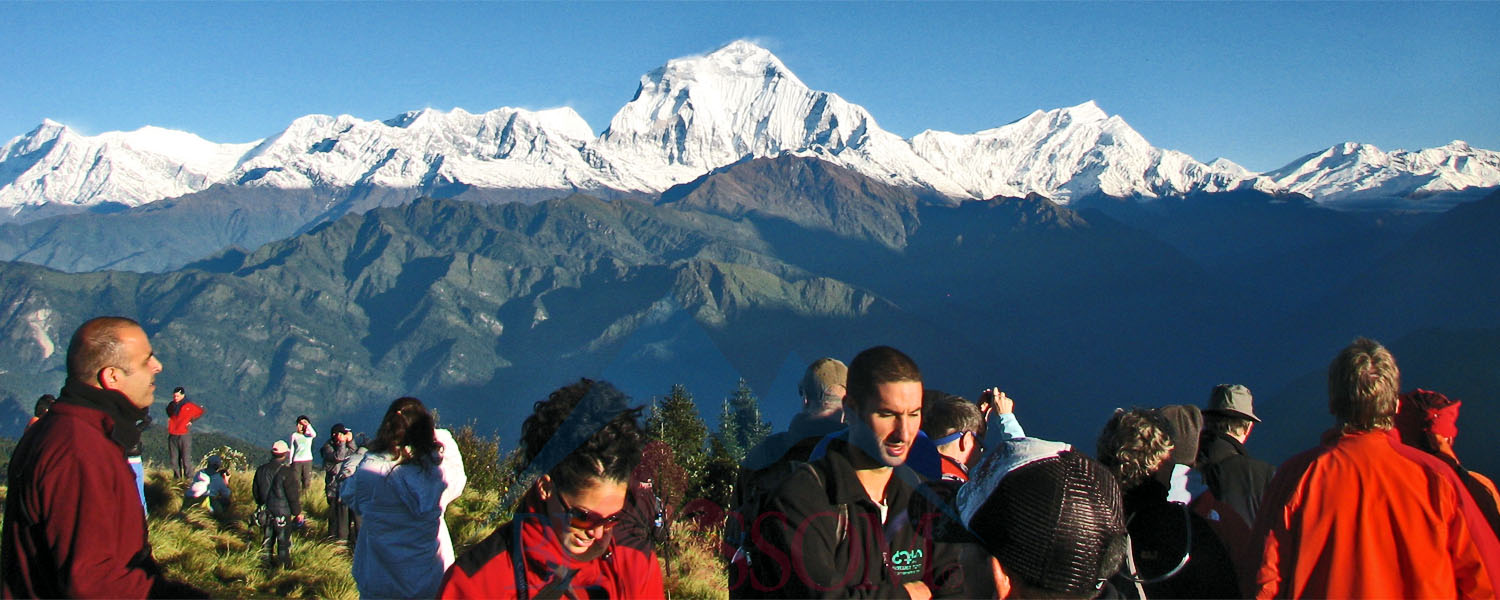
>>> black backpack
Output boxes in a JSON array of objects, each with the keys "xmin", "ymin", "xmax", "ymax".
[{"xmin": 726, "ymin": 458, "xmax": 847, "ymax": 599}]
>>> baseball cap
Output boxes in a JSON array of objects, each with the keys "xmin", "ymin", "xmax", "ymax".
[
  {"xmin": 271, "ymin": 440, "xmax": 290, "ymax": 454},
  {"xmin": 1205, "ymin": 384, "xmax": 1260, "ymax": 422},
  {"xmin": 958, "ymin": 437, "xmax": 1128, "ymax": 596},
  {"xmin": 799, "ymin": 358, "xmax": 848, "ymax": 408},
  {"xmin": 331, "ymin": 423, "xmax": 350, "ymax": 435}
]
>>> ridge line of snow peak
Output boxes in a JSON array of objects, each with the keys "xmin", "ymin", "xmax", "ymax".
[{"xmin": 2, "ymin": 40, "xmax": 1497, "ymax": 214}]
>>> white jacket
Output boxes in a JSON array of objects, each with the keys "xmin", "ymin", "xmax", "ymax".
[{"xmin": 342, "ymin": 428, "xmax": 467, "ymax": 599}]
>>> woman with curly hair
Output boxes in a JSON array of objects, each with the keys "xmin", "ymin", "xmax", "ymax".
[
  {"xmin": 440, "ymin": 378, "xmax": 662, "ymax": 599},
  {"xmin": 1097, "ymin": 408, "xmax": 1238, "ymax": 599},
  {"xmin": 343, "ymin": 397, "xmax": 468, "ymax": 598}
]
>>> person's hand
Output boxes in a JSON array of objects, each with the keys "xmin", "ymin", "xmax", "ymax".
[
  {"xmin": 980, "ymin": 387, "xmax": 1015, "ymax": 417},
  {"xmin": 903, "ymin": 580, "xmax": 932, "ymax": 600}
]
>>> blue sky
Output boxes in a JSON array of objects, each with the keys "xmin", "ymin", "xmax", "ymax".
[{"xmin": 2, "ymin": 2, "xmax": 1495, "ymax": 173}]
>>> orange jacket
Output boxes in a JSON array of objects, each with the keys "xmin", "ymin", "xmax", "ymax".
[{"xmin": 1251, "ymin": 428, "xmax": 1498, "ymax": 599}]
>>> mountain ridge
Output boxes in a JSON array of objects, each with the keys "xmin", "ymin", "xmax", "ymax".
[{"xmin": 4, "ymin": 41, "xmax": 1495, "ymax": 221}]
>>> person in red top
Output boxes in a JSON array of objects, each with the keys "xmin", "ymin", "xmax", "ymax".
[
  {"xmin": 1250, "ymin": 337, "xmax": 1499, "ymax": 599},
  {"xmin": 1394, "ymin": 388, "xmax": 1500, "ymax": 535},
  {"xmin": 166, "ymin": 386, "xmax": 205, "ymax": 479},
  {"xmin": 440, "ymin": 379, "xmax": 663, "ymax": 599},
  {"xmin": 2, "ymin": 316, "xmax": 202, "ymax": 598}
]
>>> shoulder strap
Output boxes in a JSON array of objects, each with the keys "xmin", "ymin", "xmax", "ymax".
[{"xmin": 800, "ymin": 461, "xmax": 848, "ymax": 550}]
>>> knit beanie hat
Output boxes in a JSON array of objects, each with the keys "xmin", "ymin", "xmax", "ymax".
[
  {"xmin": 958, "ymin": 438, "xmax": 1129, "ymax": 596},
  {"xmin": 1395, "ymin": 389, "xmax": 1461, "ymax": 446}
]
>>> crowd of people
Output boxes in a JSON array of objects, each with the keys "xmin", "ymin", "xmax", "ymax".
[{"xmin": 2, "ymin": 316, "xmax": 1498, "ymax": 598}]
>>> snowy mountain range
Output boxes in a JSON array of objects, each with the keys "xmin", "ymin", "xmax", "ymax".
[{"xmin": 2, "ymin": 40, "xmax": 1497, "ymax": 219}]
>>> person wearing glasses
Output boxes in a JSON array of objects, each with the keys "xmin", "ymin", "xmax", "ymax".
[
  {"xmin": 1097, "ymin": 408, "xmax": 1238, "ymax": 598},
  {"xmin": 440, "ymin": 379, "xmax": 662, "ymax": 599},
  {"xmin": 343, "ymin": 397, "xmax": 468, "ymax": 598}
]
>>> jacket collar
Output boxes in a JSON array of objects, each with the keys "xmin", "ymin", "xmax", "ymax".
[
  {"xmin": 56, "ymin": 379, "xmax": 148, "ymax": 453},
  {"xmin": 819, "ymin": 438, "xmax": 918, "ymax": 508}
]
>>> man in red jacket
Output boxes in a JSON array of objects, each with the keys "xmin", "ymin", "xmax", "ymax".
[
  {"xmin": 1250, "ymin": 337, "xmax": 1498, "ymax": 598},
  {"xmin": 166, "ymin": 386, "xmax": 205, "ymax": 479},
  {"xmin": 2, "ymin": 316, "xmax": 202, "ymax": 598}
]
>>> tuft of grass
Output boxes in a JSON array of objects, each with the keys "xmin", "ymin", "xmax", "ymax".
[{"xmin": 660, "ymin": 526, "xmax": 730, "ymax": 600}]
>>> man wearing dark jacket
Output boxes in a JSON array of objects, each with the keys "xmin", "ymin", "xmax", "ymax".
[
  {"xmin": 320, "ymin": 423, "xmax": 357, "ymax": 545},
  {"xmin": 741, "ymin": 357, "xmax": 848, "ymax": 472},
  {"xmin": 254, "ymin": 440, "xmax": 304, "ymax": 569},
  {"xmin": 1194, "ymin": 385, "xmax": 1274, "ymax": 528},
  {"xmin": 2, "ymin": 316, "xmax": 202, "ymax": 598},
  {"xmin": 745, "ymin": 347, "xmax": 964, "ymax": 598}
]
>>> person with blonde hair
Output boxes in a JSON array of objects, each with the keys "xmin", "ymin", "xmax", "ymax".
[{"xmin": 1251, "ymin": 337, "xmax": 1499, "ymax": 598}]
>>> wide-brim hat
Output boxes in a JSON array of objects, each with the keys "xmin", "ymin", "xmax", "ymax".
[{"xmin": 1205, "ymin": 384, "xmax": 1260, "ymax": 422}]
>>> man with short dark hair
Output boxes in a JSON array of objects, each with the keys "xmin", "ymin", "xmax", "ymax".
[
  {"xmin": 166, "ymin": 386, "xmax": 205, "ymax": 479},
  {"xmin": 2, "ymin": 316, "xmax": 201, "ymax": 597},
  {"xmin": 1252, "ymin": 338, "xmax": 1498, "ymax": 598},
  {"xmin": 745, "ymin": 346, "xmax": 963, "ymax": 598}
]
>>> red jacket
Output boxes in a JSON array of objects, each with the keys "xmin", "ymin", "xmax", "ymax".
[
  {"xmin": 166, "ymin": 400, "xmax": 203, "ymax": 436},
  {"xmin": 440, "ymin": 504, "xmax": 664, "ymax": 599},
  {"xmin": 1251, "ymin": 428, "xmax": 1498, "ymax": 599},
  {"xmin": 2, "ymin": 384, "xmax": 182, "ymax": 598}
]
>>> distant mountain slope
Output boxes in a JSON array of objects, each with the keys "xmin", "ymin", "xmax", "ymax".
[{"xmin": 1, "ymin": 159, "xmax": 1495, "ymax": 458}]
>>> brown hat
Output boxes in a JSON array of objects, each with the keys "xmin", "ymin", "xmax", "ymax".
[
  {"xmin": 1205, "ymin": 384, "xmax": 1260, "ymax": 422},
  {"xmin": 799, "ymin": 358, "xmax": 848, "ymax": 410}
]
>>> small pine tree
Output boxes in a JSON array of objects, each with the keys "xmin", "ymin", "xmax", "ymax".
[
  {"xmin": 645, "ymin": 384, "xmax": 709, "ymax": 493},
  {"xmin": 714, "ymin": 396, "xmax": 744, "ymax": 465},
  {"xmin": 727, "ymin": 378, "xmax": 772, "ymax": 461},
  {"xmin": 700, "ymin": 435, "xmax": 740, "ymax": 509}
]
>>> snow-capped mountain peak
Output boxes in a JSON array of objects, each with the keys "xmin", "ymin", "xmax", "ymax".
[
  {"xmin": 1266, "ymin": 140, "xmax": 1500, "ymax": 209},
  {"xmin": 2, "ymin": 41, "xmax": 1496, "ymax": 218}
]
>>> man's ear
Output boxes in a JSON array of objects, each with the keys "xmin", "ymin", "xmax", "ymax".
[
  {"xmin": 97, "ymin": 367, "xmax": 118, "ymax": 390},
  {"xmin": 958, "ymin": 432, "xmax": 976, "ymax": 453}
]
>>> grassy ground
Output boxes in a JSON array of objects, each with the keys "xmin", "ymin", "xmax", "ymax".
[
  {"xmin": 146, "ymin": 465, "xmax": 358, "ymax": 598},
  {"xmin": 2, "ymin": 458, "xmax": 730, "ymax": 599}
]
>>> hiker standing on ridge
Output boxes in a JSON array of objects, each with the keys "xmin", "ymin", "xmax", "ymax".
[
  {"xmin": 321, "ymin": 423, "xmax": 359, "ymax": 545},
  {"xmin": 254, "ymin": 440, "xmax": 304, "ymax": 569},
  {"xmin": 166, "ymin": 386, "xmax": 205, "ymax": 479},
  {"xmin": 289, "ymin": 415, "xmax": 317, "ymax": 490}
]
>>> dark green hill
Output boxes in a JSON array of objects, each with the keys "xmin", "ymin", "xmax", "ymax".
[{"xmin": 0, "ymin": 159, "xmax": 1495, "ymax": 460}]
